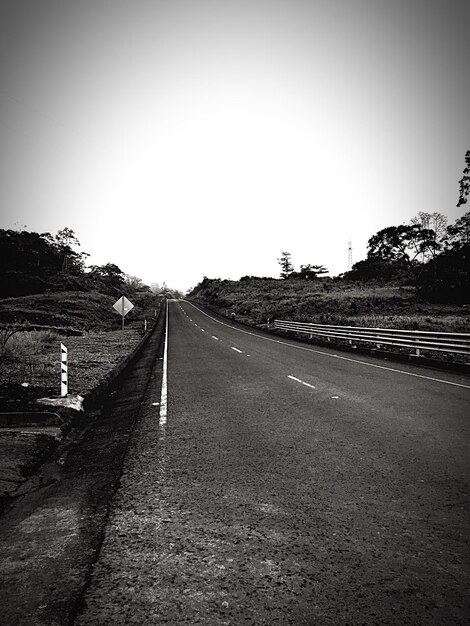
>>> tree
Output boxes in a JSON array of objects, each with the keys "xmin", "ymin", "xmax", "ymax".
[
  {"xmin": 410, "ymin": 212, "xmax": 447, "ymax": 258},
  {"xmin": 418, "ymin": 242, "xmax": 470, "ymax": 303},
  {"xmin": 55, "ymin": 227, "xmax": 80, "ymax": 248},
  {"xmin": 293, "ymin": 264, "xmax": 329, "ymax": 279},
  {"xmin": 367, "ymin": 224, "xmax": 440, "ymax": 266},
  {"xmin": 457, "ymin": 150, "xmax": 470, "ymax": 207},
  {"xmin": 446, "ymin": 212, "xmax": 470, "ymax": 249},
  {"xmin": 124, "ymin": 274, "xmax": 149, "ymax": 291},
  {"xmin": 54, "ymin": 227, "xmax": 88, "ymax": 273},
  {"xmin": 277, "ymin": 251, "xmax": 294, "ymax": 279},
  {"xmin": 345, "ymin": 256, "xmax": 412, "ymax": 283},
  {"xmin": 0, "ymin": 228, "xmax": 92, "ymax": 295},
  {"xmin": 88, "ymin": 263, "xmax": 125, "ymax": 293},
  {"xmin": 416, "ymin": 212, "xmax": 470, "ymax": 303}
]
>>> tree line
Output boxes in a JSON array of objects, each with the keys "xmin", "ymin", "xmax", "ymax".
[
  {"xmin": 0, "ymin": 227, "xmax": 149, "ymax": 298},
  {"xmin": 345, "ymin": 211, "xmax": 469, "ymax": 302}
]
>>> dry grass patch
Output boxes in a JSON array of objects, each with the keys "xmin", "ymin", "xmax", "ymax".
[{"xmin": 0, "ymin": 328, "xmax": 143, "ymax": 399}]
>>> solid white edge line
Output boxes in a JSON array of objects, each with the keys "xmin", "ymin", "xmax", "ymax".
[
  {"xmin": 159, "ymin": 300, "xmax": 169, "ymax": 425},
  {"xmin": 183, "ymin": 301, "xmax": 470, "ymax": 390}
]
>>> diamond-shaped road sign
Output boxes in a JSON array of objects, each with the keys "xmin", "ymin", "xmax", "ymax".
[{"xmin": 113, "ymin": 296, "xmax": 134, "ymax": 317}]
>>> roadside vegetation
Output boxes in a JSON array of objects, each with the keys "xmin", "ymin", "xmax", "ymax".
[
  {"xmin": 0, "ymin": 328, "xmax": 145, "ymax": 409},
  {"xmin": 0, "ymin": 227, "xmax": 179, "ymax": 407},
  {"xmin": 189, "ymin": 277, "xmax": 470, "ymax": 333}
]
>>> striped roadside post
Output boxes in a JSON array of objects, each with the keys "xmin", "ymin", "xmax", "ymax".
[{"xmin": 61, "ymin": 343, "xmax": 68, "ymax": 397}]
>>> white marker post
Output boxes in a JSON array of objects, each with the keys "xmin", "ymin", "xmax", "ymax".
[{"xmin": 61, "ymin": 343, "xmax": 68, "ymax": 397}]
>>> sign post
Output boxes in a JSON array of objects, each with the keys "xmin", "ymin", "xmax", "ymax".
[{"xmin": 113, "ymin": 296, "xmax": 134, "ymax": 331}]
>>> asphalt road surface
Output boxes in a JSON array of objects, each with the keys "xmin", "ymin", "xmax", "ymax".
[{"xmin": 74, "ymin": 299, "xmax": 470, "ymax": 625}]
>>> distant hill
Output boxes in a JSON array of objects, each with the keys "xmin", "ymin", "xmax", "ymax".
[{"xmin": 188, "ymin": 277, "xmax": 470, "ymax": 332}]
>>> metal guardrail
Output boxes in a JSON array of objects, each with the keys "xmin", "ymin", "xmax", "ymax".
[{"xmin": 273, "ymin": 319, "xmax": 470, "ymax": 357}]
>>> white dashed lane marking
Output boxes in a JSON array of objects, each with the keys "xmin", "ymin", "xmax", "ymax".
[
  {"xmin": 231, "ymin": 347, "xmax": 243, "ymax": 353},
  {"xmin": 212, "ymin": 336, "xmax": 219, "ymax": 340},
  {"xmin": 288, "ymin": 375, "xmax": 316, "ymax": 390},
  {"xmin": 184, "ymin": 300, "xmax": 470, "ymax": 391}
]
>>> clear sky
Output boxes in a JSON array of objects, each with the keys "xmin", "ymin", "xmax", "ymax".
[{"xmin": 1, "ymin": 0, "xmax": 469, "ymax": 292}]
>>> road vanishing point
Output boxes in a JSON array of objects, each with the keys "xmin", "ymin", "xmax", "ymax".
[{"xmin": 1, "ymin": 299, "xmax": 469, "ymax": 625}]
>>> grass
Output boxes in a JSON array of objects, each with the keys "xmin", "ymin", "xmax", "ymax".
[
  {"xmin": 188, "ymin": 278, "xmax": 470, "ymax": 333},
  {"xmin": 0, "ymin": 328, "xmax": 144, "ymax": 403},
  {"xmin": 0, "ymin": 290, "xmax": 162, "ymax": 332}
]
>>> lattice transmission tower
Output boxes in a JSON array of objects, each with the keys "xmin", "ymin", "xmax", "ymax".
[{"xmin": 347, "ymin": 239, "xmax": 353, "ymax": 271}]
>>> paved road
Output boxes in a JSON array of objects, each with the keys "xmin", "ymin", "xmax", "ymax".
[{"xmin": 77, "ymin": 299, "xmax": 470, "ymax": 625}]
